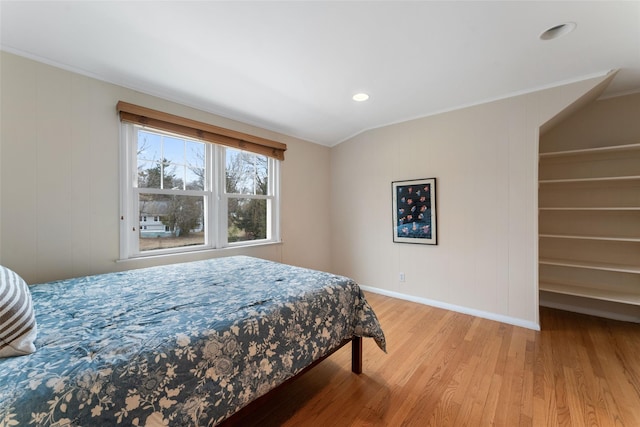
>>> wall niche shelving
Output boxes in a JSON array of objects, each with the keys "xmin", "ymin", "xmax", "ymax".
[{"xmin": 538, "ymin": 142, "xmax": 640, "ymax": 306}]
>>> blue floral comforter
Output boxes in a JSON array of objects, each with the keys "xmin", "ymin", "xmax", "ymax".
[{"xmin": 0, "ymin": 256, "xmax": 385, "ymax": 426}]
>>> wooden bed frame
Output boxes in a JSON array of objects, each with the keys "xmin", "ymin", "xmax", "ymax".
[{"xmin": 221, "ymin": 336, "xmax": 362, "ymax": 425}]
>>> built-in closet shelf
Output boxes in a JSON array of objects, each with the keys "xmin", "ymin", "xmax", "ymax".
[
  {"xmin": 539, "ymin": 175, "xmax": 640, "ymax": 184},
  {"xmin": 539, "ymin": 281, "xmax": 640, "ymax": 306},
  {"xmin": 538, "ymin": 139, "xmax": 640, "ymax": 307},
  {"xmin": 540, "ymin": 234, "xmax": 640, "ymax": 242},
  {"xmin": 539, "ymin": 142, "xmax": 640, "ymax": 158},
  {"xmin": 539, "ymin": 258, "xmax": 640, "ymax": 274}
]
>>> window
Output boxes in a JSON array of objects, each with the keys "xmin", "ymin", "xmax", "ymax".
[
  {"xmin": 226, "ymin": 147, "xmax": 270, "ymax": 243},
  {"xmin": 120, "ymin": 124, "xmax": 280, "ymax": 258}
]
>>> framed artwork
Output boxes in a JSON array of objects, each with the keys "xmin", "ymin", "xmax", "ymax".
[{"xmin": 392, "ymin": 178, "xmax": 437, "ymax": 245}]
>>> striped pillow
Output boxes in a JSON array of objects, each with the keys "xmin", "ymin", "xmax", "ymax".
[{"xmin": 0, "ymin": 265, "xmax": 37, "ymax": 357}]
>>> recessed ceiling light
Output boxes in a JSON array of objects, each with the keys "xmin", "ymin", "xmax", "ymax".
[
  {"xmin": 539, "ymin": 22, "xmax": 577, "ymax": 40},
  {"xmin": 352, "ymin": 93, "xmax": 370, "ymax": 102}
]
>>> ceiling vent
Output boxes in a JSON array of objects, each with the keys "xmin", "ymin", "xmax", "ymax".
[{"xmin": 540, "ymin": 22, "xmax": 577, "ymax": 40}]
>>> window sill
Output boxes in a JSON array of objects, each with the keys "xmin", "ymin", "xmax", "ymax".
[{"xmin": 116, "ymin": 241, "xmax": 283, "ymax": 265}]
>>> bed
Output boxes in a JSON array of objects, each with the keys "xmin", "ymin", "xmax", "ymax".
[{"xmin": 0, "ymin": 256, "xmax": 386, "ymax": 426}]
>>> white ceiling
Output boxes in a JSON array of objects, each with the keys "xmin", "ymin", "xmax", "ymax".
[{"xmin": 1, "ymin": 1, "xmax": 639, "ymax": 146}]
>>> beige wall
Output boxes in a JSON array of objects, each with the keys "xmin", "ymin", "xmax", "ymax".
[
  {"xmin": 541, "ymin": 92, "xmax": 640, "ymax": 151},
  {"xmin": 330, "ymin": 75, "xmax": 611, "ymax": 328},
  {"xmin": 0, "ymin": 52, "xmax": 332, "ymax": 283}
]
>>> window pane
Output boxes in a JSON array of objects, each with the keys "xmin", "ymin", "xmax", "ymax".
[
  {"xmin": 228, "ymin": 197, "xmax": 267, "ymax": 242},
  {"xmin": 137, "ymin": 132, "xmax": 164, "ymax": 188},
  {"xmin": 138, "ymin": 130, "xmax": 161, "ymax": 162},
  {"xmin": 186, "ymin": 167, "xmax": 204, "ymax": 190},
  {"xmin": 186, "ymin": 141, "xmax": 205, "ymax": 190},
  {"xmin": 162, "ymin": 136, "xmax": 186, "ymax": 189},
  {"xmin": 162, "ymin": 136, "xmax": 184, "ymax": 163},
  {"xmin": 138, "ymin": 160, "xmax": 158, "ymax": 188},
  {"xmin": 225, "ymin": 148, "xmax": 268, "ymax": 195},
  {"xmin": 138, "ymin": 193, "xmax": 204, "ymax": 251},
  {"xmin": 137, "ymin": 130, "xmax": 206, "ymax": 191}
]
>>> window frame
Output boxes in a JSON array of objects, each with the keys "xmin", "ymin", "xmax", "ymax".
[{"xmin": 119, "ymin": 123, "xmax": 280, "ymax": 260}]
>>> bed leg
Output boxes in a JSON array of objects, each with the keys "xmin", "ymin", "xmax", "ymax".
[{"xmin": 351, "ymin": 336, "xmax": 362, "ymax": 374}]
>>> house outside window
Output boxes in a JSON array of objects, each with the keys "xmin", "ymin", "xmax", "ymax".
[{"xmin": 120, "ymin": 124, "xmax": 280, "ymax": 258}]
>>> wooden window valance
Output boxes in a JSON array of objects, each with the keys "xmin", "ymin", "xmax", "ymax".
[{"xmin": 116, "ymin": 101, "xmax": 287, "ymax": 161}]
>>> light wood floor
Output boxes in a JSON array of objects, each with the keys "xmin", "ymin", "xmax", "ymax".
[{"xmin": 233, "ymin": 292, "xmax": 640, "ymax": 426}]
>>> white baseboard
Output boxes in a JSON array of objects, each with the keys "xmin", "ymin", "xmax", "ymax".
[{"xmin": 360, "ymin": 285, "xmax": 541, "ymax": 331}]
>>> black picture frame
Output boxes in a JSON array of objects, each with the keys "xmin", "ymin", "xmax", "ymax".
[{"xmin": 392, "ymin": 178, "xmax": 437, "ymax": 245}]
